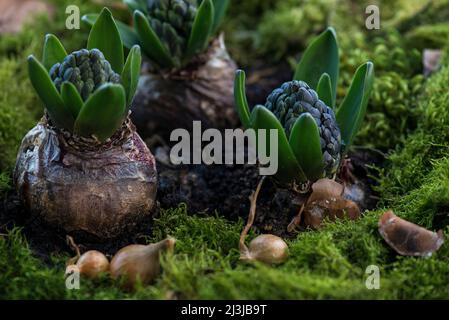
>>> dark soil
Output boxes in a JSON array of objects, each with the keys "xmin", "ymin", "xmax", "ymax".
[
  {"xmin": 242, "ymin": 60, "xmax": 294, "ymax": 107},
  {"xmin": 156, "ymin": 146, "xmax": 384, "ymax": 239}
]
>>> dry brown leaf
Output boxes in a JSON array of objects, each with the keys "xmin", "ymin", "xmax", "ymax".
[
  {"xmin": 303, "ymin": 179, "xmax": 361, "ymax": 229},
  {"xmin": 378, "ymin": 210, "xmax": 445, "ymax": 257}
]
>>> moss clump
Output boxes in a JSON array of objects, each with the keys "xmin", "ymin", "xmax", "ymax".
[
  {"xmin": 382, "ymin": 157, "xmax": 449, "ymax": 229},
  {"xmin": 0, "ymin": 229, "xmax": 66, "ymax": 299},
  {"xmin": 255, "ymin": 0, "xmax": 332, "ymax": 62},
  {"xmin": 355, "ymin": 72, "xmax": 424, "ymax": 149},
  {"xmin": 0, "ymin": 59, "xmax": 36, "ymax": 172},
  {"xmin": 397, "ymin": 0, "xmax": 449, "ymax": 33},
  {"xmin": 387, "ymin": 252, "xmax": 449, "ymax": 299},
  {"xmin": 192, "ymin": 267, "xmax": 384, "ymax": 299},
  {"xmin": 405, "ymin": 23, "xmax": 449, "ymax": 50},
  {"xmin": 338, "ymin": 29, "xmax": 424, "ymax": 150},
  {"xmin": 224, "ymin": 0, "xmax": 334, "ymax": 65},
  {"xmin": 0, "ymin": 172, "xmax": 11, "ymax": 196},
  {"xmin": 378, "ymin": 58, "xmax": 449, "ymax": 201}
]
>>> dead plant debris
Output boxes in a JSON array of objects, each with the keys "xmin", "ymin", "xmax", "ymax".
[
  {"xmin": 378, "ymin": 210, "xmax": 445, "ymax": 257},
  {"xmin": 288, "ymin": 178, "xmax": 361, "ymax": 231}
]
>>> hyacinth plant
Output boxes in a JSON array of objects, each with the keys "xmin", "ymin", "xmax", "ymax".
[
  {"xmin": 82, "ymin": 1, "xmax": 236, "ymax": 141},
  {"xmin": 28, "ymin": 7, "xmax": 142, "ymax": 142},
  {"xmin": 15, "ymin": 8, "xmax": 157, "ymax": 239},
  {"xmin": 234, "ymin": 27, "xmax": 374, "ymax": 186},
  {"xmin": 83, "ymin": 0, "xmax": 229, "ymax": 69}
]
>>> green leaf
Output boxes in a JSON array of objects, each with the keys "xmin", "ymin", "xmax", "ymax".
[
  {"xmin": 250, "ymin": 105, "xmax": 307, "ymax": 184},
  {"xmin": 82, "ymin": 14, "xmax": 140, "ymax": 50},
  {"xmin": 121, "ymin": 45, "xmax": 142, "ymax": 106},
  {"xmin": 211, "ymin": 0, "xmax": 229, "ymax": 34},
  {"xmin": 74, "ymin": 84, "xmax": 126, "ymax": 142},
  {"xmin": 234, "ymin": 70, "xmax": 251, "ymax": 128},
  {"xmin": 27, "ymin": 55, "xmax": 74, "ymax": 130},
  {"xmin": 61, "ymin": 82, "xmax": 83, "ymax": 119},
  {"xmin": 316, "ymin": 73, "xmax": 333, "ymax": 108},
  {"xmin": 124, "ymin": 0, "xmax": 147, "ymax": 14},
  {"xmin": 186, "ymin": 0, "xmax": 214, "ymax": 60},
  {"xmin": 336, "ymin": 61, "xmax": 374, "ymax": 147},
  {"xmin": 134, "ymin": 10, "xmax": 175, "ymax": 68},
  {"xmin": 289, "ymin": 113, "xmax": 324, "ymax": 181},
  {"xmin": 42, "ymin": 34, "xmax": 67, "ymax": 71},
  {"xmin": 87, "ymin": 8, "xmax": 124, "ymax": 73},
  {"xmin": 294, "ymin": 27, "xmax": 339, "ymax": 106}
]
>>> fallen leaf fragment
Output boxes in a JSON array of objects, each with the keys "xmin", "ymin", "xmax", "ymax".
[
  {"xmin": 303, "ymin": 178, "xmax": 361, "ymax": 229},
  {"xmin": 378, "ymin": 210, "xmax": 444, "ymax": 257}
]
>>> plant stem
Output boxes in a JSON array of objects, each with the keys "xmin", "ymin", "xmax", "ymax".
[
  {"xmin": 239, "ymin": 176, "xmax": 266, "ymax": 257},
  {"xmin": 66, "ymin": 235, "xmax": 81, "ymax": 266},
  {"xmin": 287, "ymin": 203, "xmax": 304, "ymax": 233}
]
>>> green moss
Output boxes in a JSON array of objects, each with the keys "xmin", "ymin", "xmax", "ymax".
[
  {"xmin": 224, "ymin": 0, "xmax": 348, "ymax": 65},
  {"xmin": 397, "ymin": 0, "xmax": 449, "ymax": 33},
  {"xmin": 0, "ymin": 172, "xmax": 11, "ymax": 195},
  {"xmin": 255, "ymin": 0, "xmax": 332, "ymax": 62},
  {"xmin": 338, "ymin": 29, "xmax": 424, "ymax": 150},
  {"xmin": 1, "ymin": 205, "xmax": 447, "ymax": 299},
  {"xmin": 406, "ymin": 23, "xmax": 449, "ymax": 50},
  {"xmin": 384, "ymin": 157, "xmax": 449, "ymax": 229},
  {"xmin": 378, "ymin": 61, "xmax": 449, "ymax": 200},
  {"xmin": 0, "ymin": 59, "xmax": 36, "ymax": 172},
  {"xmin": 0, "ymin": 229, "xmax": 67, "ymax": 299},
  {"xmin": 193, "ymin": 267, "xmax": 384, "ymax": 299},
  {"xmin": 387, "ymin": 253, "xmax": 449, "ymax": 299}
]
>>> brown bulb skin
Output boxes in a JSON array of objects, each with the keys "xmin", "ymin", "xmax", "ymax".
[
  {"xmin": 110, "ymin": 238, "xmax": 175, "ymax": 289},
  {"xmin": 242, "ymin": 234, "xmax": 289, "ymax": 265},
  {"xmin": 76, "ymin": 250, "xmax": 110, "ymax": 278}
]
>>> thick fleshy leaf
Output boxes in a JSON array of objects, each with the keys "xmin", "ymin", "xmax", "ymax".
[
  {"xmin": 294, "ymin": 27, "xmax": 339, "ymax": 105},
  {"xmin": 336, "ymin": 62, "xmax": 374, "ymax": 147},
  {"xmin": 42, "ymin": 34, "xmax": 67, "ymax": 71},
  {"xmin": 124, "ymin": 0, "xmax": 147, "ymax": 14},
  {"xmin": 134, "ymin": 10, "xmax": 175, "ymax": 68},
  {"xmin": 186, "ymin": 0, "xmax": 214, "ymax": 60},
  {"xmin": 250, "ymin": 105, "xmax": 307, "ymax": 184},
  {"xmin": 27, "ymin": 55, "xmax": 74, "ymax": 130},
  {"xmin": 82, "ymin": 14, "xmax": 140, "ymax": 50},
  {"xmin": 211, "ymin": 0, "xmax": 229, "ymax": 34},
  {"xmin": 289, "ymin": 113, "xmax": 324, "ymax": 181},
  {"xmin": 61, "ymin": 82, "xmax": 83, "ymax": 119},
  {"xmin": 234, "ymin": 70, "xmax": 251, "ymax": 128},
  {"xmin": 316, "ymin": 73, "xmax": 333, "ymax": 108},
  {"xmin": 74, "ymin": 84, "xmax": 126, "ymax": 142},
  {"xmin": 87, "ymin": 8, "xmax": 124, "ymax": 73},
  {"xmin": 121, "ymin": 45, "xmax": 142, "ymax": 106}
]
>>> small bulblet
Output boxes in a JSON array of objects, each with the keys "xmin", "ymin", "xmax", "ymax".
[
  {"xmin": 110, "ymin": 238, "xmax": 176, "ymax": 289},
  {"xmin": 241, "ymin": 234, "xmax": 289, "ymax": 265},
  {"xmin": 76, "ymin": 250, "xmax": 110, "ymax": 278},
  {"xmin": 65, "ymin": 250, "xmax": 109, "ymax": 279}
]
